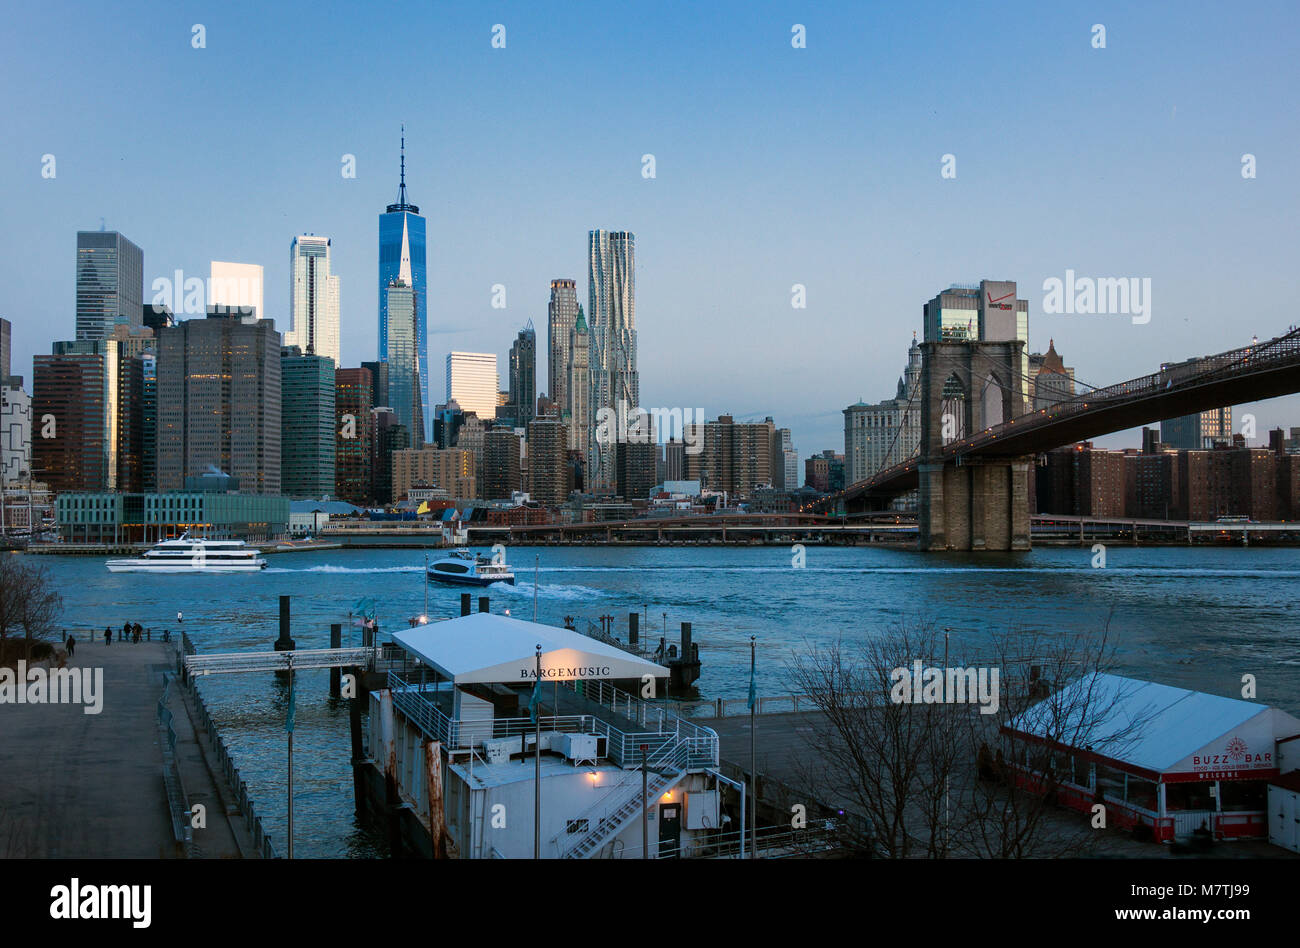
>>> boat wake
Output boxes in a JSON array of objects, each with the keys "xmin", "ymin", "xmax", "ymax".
[
  {"xmin": 487, "ymin": 581, "xmax": 607, "ymax": 601},
  {"xmin": 263, "ymin": 564, "xmax": 424, "ymax": 574}
]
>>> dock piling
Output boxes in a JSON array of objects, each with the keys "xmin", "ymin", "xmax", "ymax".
[
  {"xmin": 460, "ymin": 593, "xmax": 472, "ymax": 617},
  {"xmin": 274, "ymin": 595, "xmax": 296, "ymax": 652},
  {"xmin": 348, "ymin": 680, "xmax": 366, "ymax": 817},
  {"xmin": 329, "ymin": 624, "xmax": 342, "ymax": 698}
]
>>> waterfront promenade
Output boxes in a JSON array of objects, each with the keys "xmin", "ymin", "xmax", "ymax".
[{"xmin": 0, "ymin": 641, "xmax": 253, "ymax": 858}]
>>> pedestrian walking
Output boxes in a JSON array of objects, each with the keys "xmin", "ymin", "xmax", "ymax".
[
  {"xmin": 121, "ymin": 622, "xmax": 130, "ymax": 642},
  {"xmin": 66, "ymin": 635, "xmax": 76, "ymax": 658},
  {"xmin": 105, "ymin": 627, "xmax": 112, "ymax": 646},
  {"xmin": 133, "ymin": 622, "xmax": 143, "ymax": 643}
]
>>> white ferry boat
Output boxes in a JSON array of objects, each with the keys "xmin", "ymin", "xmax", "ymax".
[
  {"xmin": 426, "ymin": 548, "xmax": 515, "ymax": 586},
  {"xmin": 105, "ymin": 534, "xmax": 268, "ymax": 573}
]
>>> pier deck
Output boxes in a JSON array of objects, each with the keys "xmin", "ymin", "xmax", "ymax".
[{"xmin": 0, "ymin": 641, "xmax": 255, "ymax": 858}]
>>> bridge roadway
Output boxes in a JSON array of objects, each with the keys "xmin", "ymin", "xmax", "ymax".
[{"xmin": 827, "ymin": 326, "xmax": 1300, "ymax": 510}]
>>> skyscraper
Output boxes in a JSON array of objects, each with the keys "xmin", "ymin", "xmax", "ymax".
[
  {"xmin": 335, "ymin": 367, "xmax": 373, "ymax": 504},
  {"xmin": 587, "ymin": 230, "xmax": 638, "ymax": 492},
  {"xmin": 508, "ymin": 321, "xmax": 536, "ymax": 427},
  {"xmin": 76, "ymin": 231, "xmax": 143, "ymax": 340},
  {"xmin": 1162, "ymin": 407, "xmax": 1233, "ymax": 451},
  {"xmin": 547, "ymin": 278, "xmax": 579, "ymax": 414},
  {"xmin": 378, "ymin": 128, "xmax": 428, "ymax": 441},
  {"xmin": 370, "ymin": 407, "xmax": 408, "ymax": 504},
  {"xmin": 287, "ymin": 236, "xmax": 340, "ymax": 366},
  {"xmin": 280, "ymin": 346, "xmax": 337, "ymax": 498},
  {"xmin": 361, "ymin": 360, "xmax": 390, "ymax": 409},
  {"xmin": 843, "ymin": 335, "xmax": 922, "ymax": 486},
  {"xmin": 1029, "ymin": 340, "xmax": 1075, "ymax": 410},
  {"xmin": 107, "ymin": 323, "xmax": 154, "ymax": 494},
  {"xmin": 209, "ymin": 261, "xmax": 264, "ymax": 319},
  {"xmin": 773, "ymin": 426, "xmax": 799, "ymax": 490},
  {"xmin": 384, "ymin": 279, "xmax": 424, "ymax": 448},
  {"xmin": 156, "ymin": 310, "xmax": 282, "ymax": 494},
  {"xmin": 684, "ymin": 415, "xmax": 776, "ymax": 499},
  {"xmin": 33, "ymin": 340, "xmax": 120, "ymax": 491},
  {"xmin": 446, "ymin": 352, "xmax": 498, "ymax": 421},
  {"xmin": 527, "ymin": 416, "xmax": 570, "ymax": 506},
  {"xmin": 567, "ymin": 306, "xmax": 590, "ymax": 455},
  {"xmin": 0, "ymin": 380, "xmax": 30, "ymax": 492},
  {"xmin": 0, "ymin": 317, "xmax": 10, "ymax": 384},
  {"xmin": 482, "ymin": 427, "xmax": 522, "ymax": 500},
  {"xmin": 923, "ymin": 280, "xmax": 1030, "ymax": 415}
]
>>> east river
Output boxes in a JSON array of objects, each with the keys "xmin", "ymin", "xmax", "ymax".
[{"xmin": 23, "ymin": 544, "xmax": 1300, "ymax": 856}]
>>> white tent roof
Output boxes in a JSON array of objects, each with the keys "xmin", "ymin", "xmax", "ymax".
[
  {"xmin": 1004, "ymin": 674, "xmax": 1300, "ymax": 777},
  {"xmin": 391, "ymin": 612, "xmax": 670, "ymax": 685}
]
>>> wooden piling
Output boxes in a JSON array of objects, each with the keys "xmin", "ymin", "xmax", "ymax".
[
  {"xmin": 329, "ymin": 624, "xmax": 342, "ymax": 698},
  {"xmin": 424, "ymin": 739, "xmax": 447, "ymax": 859},
  {"xmin": 349, "ymin": 676, "xmax": 366, "ymax": 817}
]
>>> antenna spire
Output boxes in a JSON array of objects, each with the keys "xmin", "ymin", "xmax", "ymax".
[{"xmin": 399, "ymin": 124, "xmax": 406, "ymax": 205}]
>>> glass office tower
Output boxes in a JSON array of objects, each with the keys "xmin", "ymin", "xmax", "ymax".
[
  {"xmin": 76, "ymin": 231, "xmax": 144, "ymax": 340},
  {"xmin": 384, "ymin": 279, "xmax": 424, "ymax": 449},
  {"xmin": 378, "ymin": 130, "xmax": 428, "ymax": 441}
]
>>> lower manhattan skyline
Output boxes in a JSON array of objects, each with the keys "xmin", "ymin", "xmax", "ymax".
[{"xmin": 2, "ymin": 2, "xmax": 1298, "ymax": 463}]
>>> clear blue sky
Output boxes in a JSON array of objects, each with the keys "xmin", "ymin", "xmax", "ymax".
[{"xmin": 2, "ymin": 0, "xmax": 1298, "ymax": 459}]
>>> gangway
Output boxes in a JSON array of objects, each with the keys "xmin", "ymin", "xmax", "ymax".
[{"xmin": 184, "ymin": 646, "xmax": 379, "ymax": 676}]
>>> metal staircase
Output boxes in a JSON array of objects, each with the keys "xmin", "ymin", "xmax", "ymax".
[{"xmin": 553, "ymin": 739, "xmax": 691, "ymax": 858}]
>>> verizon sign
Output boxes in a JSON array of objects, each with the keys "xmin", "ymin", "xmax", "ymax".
[{"xmin": 979, "ymin": 280, "xmax": 1018, "ymax": 341}]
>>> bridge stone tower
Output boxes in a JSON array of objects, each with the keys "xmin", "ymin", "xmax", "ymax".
[{"xmin": 918, "ymin": 336, "xmax": 1031, "ymax": 551}]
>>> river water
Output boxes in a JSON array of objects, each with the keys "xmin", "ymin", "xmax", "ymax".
[{"xmin": 24, "ymin": 544, "xmax": 1300, "ymax": 856}]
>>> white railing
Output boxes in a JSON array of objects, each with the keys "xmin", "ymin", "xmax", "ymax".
[
  {"xmin": 565, "ymin": 678, "xmax": 719, "ymax": 769},
  {"xmin": 558, "ymin": 739, "xmax": 694, "ymax": 858},
  {"xmin": 387, "ymin": 672, "xmax": 719, "ymax": 771}
]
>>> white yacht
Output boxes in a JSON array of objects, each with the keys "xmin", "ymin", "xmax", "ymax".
[
  {"xmin": 426, "ymin": 548, "xmax": 515, "ymax": 586},
  {"xmin": 106, "ymin": 534, "xmax": 268, "ymax": 573}
]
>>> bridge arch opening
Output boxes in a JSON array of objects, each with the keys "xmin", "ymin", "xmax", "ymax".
[
  {"xmin": 940, "ymin": 372, "xmax": 967, "ymax": 444},
  {"xmin": 979, "ymin": 370, "xmax": 1008, "ymax": 430}
]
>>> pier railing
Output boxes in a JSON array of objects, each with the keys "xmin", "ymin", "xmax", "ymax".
[
  {"xmin": 155, "ymin": 676, "xmax": 195, "ymax": 856},
  {"xmin": 386, "ymin": 672, "xmax": 719, "ymax": 771},
  {"xmin": 615, "ymin": 821, "xmax": 843, "ymax": 859},
  {"xmin": 183, "ymin": 676, "xmax": 279, "ymax": 859}
]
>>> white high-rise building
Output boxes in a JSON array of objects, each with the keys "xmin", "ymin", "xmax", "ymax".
[
  {"xmin": 587, "ymin": 230, "xmax": 637, "ymax": 492},
  {"xmin": 446, "ymin": 352, "xmax": 499, "ymax": 421},
  {"xmin": 1, "ymin": 381, "xmax": 31, "ymax": 487},
  {"xmin": 287, "ymin": 236, "xmax": 340, "ymax": 367},
  {"xmin": 209, "ymin": 261, "xmax": 265, "ymax": 319}
]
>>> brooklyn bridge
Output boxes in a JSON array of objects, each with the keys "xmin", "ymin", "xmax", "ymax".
[{"xmin": 816, "ymin": 326, "xmax": 1300, "ymax": 550}]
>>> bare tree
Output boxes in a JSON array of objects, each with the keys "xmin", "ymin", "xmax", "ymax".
[
  {"xmin": 792, "ymin": 616, "xmax": 1153, "ymax": 858},
  {"xmin": 0, "ymin": 554, "xmax": 62, "ymax": 648},
  {"xmin": 790, "ymin": 622, "xmax": 964, "ymax": 857}
]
